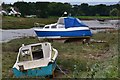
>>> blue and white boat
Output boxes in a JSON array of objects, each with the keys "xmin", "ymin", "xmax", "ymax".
[
  {"xmin": 12, "ymin": 42, "xmax": 58, "ymax": 77},
  {"xmin": 34, "ymin": 17, "xmax": 92, "ymax": 41}
]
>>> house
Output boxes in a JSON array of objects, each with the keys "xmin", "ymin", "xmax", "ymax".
[
  {"xmin": 8, "ymin": 7, "xmax": 21, "ymax": 17},
  {"xmin": 0, "ymin": 10, "xmax": 7, "ymax": 15}
]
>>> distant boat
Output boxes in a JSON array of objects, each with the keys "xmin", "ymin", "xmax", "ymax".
[
  {"xmin": 34, "ymin": 17, "xmax": 92, "ymax": 41},
  {"xmin": 97, "ymin": 19, "xmax": 106, "ymax": 22},
  {"xmin": 12, "ymin": 42, "xmax": 58, "ymax": 77}
]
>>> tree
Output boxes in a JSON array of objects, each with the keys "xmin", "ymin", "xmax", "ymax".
[
  {"xmin": 95, "ymin": 4, "xmax": 109, "ymax": 16},
  {"xmin": 80, "ymin": 3, "xmax": 89, "ymax": 16},
  {"xmin": 28, "ymin": 2, "xmax": 36, "ymax": 15},
  {"xmin": 35, "ymin": 2, "xmax": 49, "ymax": 18},
  {"xmin": 48, "ymin": 2, "xmax": 72, "ymax": 16},
  {"xmin": 2, "ymin": 2, "xmax": 12, "ymax": 10},
  {"xmin": 2, "ymin": 1, "xmax": 119, "ymax": 17},
  {"xmin": 14, "ymin": 2, "xmax": 30, "ymax": 17},
  {"xmin": 71, "ymin": 5, "xmax": 84, "ymax": 16}
]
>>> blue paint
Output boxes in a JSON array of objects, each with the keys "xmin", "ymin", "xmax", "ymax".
[
  {"xmin": 35, "ymin": 30, "xmax": 92, "ymax": 37},
  {"xmin": 13, "ymin": 62, "xmax": 56, "ymax": 77},
  {"xmin": 64, "ymin": 17, "xmax": 88, "ymax": 28}
]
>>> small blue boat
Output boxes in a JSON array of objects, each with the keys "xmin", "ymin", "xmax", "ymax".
[
  {"xmin": 34, "ymin": 17, "xmax": 92, "ymax": 41},
  {"xmin": 12, "ymin": 42, "xmax": 58, "ymax": 77}
]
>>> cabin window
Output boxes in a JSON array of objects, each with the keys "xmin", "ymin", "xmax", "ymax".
[
  {"xmin": 45, "ymin": 26, "xmax": 49, "ymax": 28},
  {"xmin": 51, "ymin": 25, "xmax": 57, "ymax": 28},
  {"xmin": 19, "ymin": 49, "xmax": 31, "ymax": 62},
  {"xmin": 31, "ymin": 45, "xmax": 44, "ymax": 60},
  {"xmin": 58, "ymin": 25, "xmax": 64, "ymax": 28}
]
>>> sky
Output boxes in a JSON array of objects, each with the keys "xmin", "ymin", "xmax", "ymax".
[{"xmin": 1, "ymin": 0, "xmax": 120, "ymax": 4}]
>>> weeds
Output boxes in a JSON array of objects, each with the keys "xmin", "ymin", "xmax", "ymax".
[
  {"xmin": 2, "ymin": 31, "xmax": 119, "ymax": 78},
  {"xmin": 2, "ymin": 16, "xmax": 57, "ymax": 29}
]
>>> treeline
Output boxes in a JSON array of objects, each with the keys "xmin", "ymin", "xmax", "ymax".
[{"xmin": 2, "ymin": 2, "xmax": 120, "ymax": 18}]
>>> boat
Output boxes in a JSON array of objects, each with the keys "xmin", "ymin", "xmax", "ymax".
[
  {"xmin": 34, "ymin": 17, "xmax": 92, "ymax": 42},
  {"xmin": 12, "ymin": 42, "xmax": 58, "ymax": 77}
]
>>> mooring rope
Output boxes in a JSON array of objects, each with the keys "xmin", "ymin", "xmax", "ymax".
[{"xmin": 56, "ymin": 64, "xmax": 71, "ymax": 78}]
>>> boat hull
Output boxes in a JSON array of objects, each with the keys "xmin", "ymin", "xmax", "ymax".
[
  {"xmin": 34, "ymin": 29, "xmax": 92, "ymax": 39},
  {"xmin": 12, "ymin": 62, "xmax": 56, "ymax": 77}
]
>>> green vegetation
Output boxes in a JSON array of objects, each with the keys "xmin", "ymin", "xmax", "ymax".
[
  {"xmin": 2, "ymin": 2, "xmax": 120, "ymax": 29},
  {"xmin": 2, "ymin": 31, "xmax": 118, "ymax": 78},
  {"xmin": 2, "ymin": 16, "xmax": 57, "ymax": 29},
  {"xmin": 76, "ymin": 16, "xmax": 119, "ymax": 19},
  {"xmin": 2, "ymin": 16, "xmax": 119, "ymax": 29},
  {"xmin": 2, "ymin": 2, "xmax": 120, "ymax": 17}
]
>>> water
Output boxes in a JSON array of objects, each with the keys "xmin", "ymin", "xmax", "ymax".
[
  {"xmin": 82, "ymin": 20, "xmax": 118, "ymax": 28},
  {"xmin": 1, "ymin": 28, "xmax": 36, "ymax": 43},
  {"xmin": 1, "ymin": 20, "xmax": 118, "ymax": 43}
]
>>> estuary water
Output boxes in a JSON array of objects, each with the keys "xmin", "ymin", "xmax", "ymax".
[{"xmin": 1, "ymin": 28, "xmax": 36, "ymax": 43}]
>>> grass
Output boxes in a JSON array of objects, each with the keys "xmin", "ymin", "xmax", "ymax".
[
  {"xmin": 2, "ymin": 30, "xmax": 119, "ymax": 78},
  {"xmin": 2, "ymin": 16, "xmax": 57, "ymax": 29},
  {"xmin": 76, "ymin": 16, "xmax": 119, "ymax": 19},
  {"xmin": 2, "ymin": 16, "xmax": 119, "ymax": 29},
  {"xmin": 50, "ymin": 16, "xmax": 119, "ymax": 19}
]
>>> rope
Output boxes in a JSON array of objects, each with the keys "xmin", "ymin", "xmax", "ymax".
[{"xmin": 56, "ymin": 64, "xmax": 71, "ymax": 78}]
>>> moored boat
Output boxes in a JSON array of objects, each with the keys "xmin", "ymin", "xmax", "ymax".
[
  {"xmin": 34, "ymin": 17, "xmax": 92, "ymax": 41},
  {"xmin": 12, "ymin": 42, "xmax": 58, "ymax": 77}
]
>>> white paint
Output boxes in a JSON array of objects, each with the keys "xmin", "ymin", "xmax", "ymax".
[
  {"xmin": 34, "ymin": 27, "xmax": 89, "ymax": 31},
  {"xmin": 13, "ymin": 42, "xmax": 58, "ymax": 70}
]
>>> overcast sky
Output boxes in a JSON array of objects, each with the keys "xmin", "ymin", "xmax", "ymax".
[{"xmin": 2, "ymin": 0, "xmax": 120, "ymax": 4}]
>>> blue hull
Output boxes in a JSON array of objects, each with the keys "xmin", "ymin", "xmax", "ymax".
[
  {"xmin": 35, "ymin": 30, "xmax": 92, "ymax": 38},
  {"xmin": 12, "ymin": 62, "xmax": 56, "ymax": 77}
]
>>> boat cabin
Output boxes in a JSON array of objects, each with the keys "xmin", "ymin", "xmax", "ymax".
[
  {"xmin": 43, "ymin": 17, "xmax": 88, "ymax": 29},
  {"xmin": 13, "ymin": 42, "xmax": 58, "ymax": 71}
]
